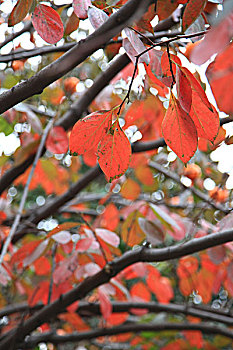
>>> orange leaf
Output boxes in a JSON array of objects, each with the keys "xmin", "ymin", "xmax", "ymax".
[
  {"xmin": 121, "ymin": 211, "xmax": 146, "ymax": 247},
  {"xmin": 135, "ymin": 165, "xmax": 154, "ymax": 186},
  {"xmin": 182, "ymin": 0, "xmax": 207, "ymax": 32},
  {"xmin": 98, "ymin": 120, "xmax": 131, "ymax": 181},
  {"xmin": 121, "ymin": 178, "xmax": 141, "ymax": 201},
  {"xmin": 69, "ymin": 111, "xmax": 112, "ymax": 155},
  {"xmin": 107, "ymin": 312, "xmax": 128, "ymax": 326},
  {"xmin": 99, "ymin": 203, "xmax": 119, "ymax": 231},
  {"xmin": 46, "ymin": 126, "xmax": 68, "ymax": 154},
  {"xmin": 162, "ymin": 93, "xmax": 198, "ymax": 163},
  {"xmin": 8, "ymin": 0, "xmax": 33, "ymax": 26},
  {"xmin": 32, "ymin": 4, "xmax": 64, "ymax": 44},
  {"xmin": 130, "ymin": 282, "xmax": 151, "ymax": 302}
]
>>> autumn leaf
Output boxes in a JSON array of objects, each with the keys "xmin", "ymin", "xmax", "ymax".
[
  {"xmin": 156, "ymin": 0, "xmax": 179, "ymax": 20},
  {"xmin": 162, "ymin": 93, "xmax": 198, "ymax": 163},
  {"xmin": 176, "ymin": 66, "xmax": 192, "ymax": 113},
  {"xmin": 69, "ymin": 111, "xmax": 112, "ymax": 155},
  {"xmin": 180, "ymin": 67, "xmax": 219, "ymax": 141},
  {"xmin": 121, "ymin": 210, "xmax": 146, "ymax": 246},
  {"xmin": 46, "ymin": 126, "xmax": 69, "ymax": 154},
  {"xmin": 8, "ymin": 0, "xmax": 33, "ymax": 26},
  {"xmin": 121, "ymin": 178, "xmax": 141, "ymax": 201},
  {"xmin": 32, "ymin": 4, "xmax": 64, "ymax": 44},
  {"xmin": 97, "ymin": 119, "xmax": 131, "ymax": 181},
  {"xmin": 64, "ymin": 11, "xmax": 80, "ymax": 36},
  {"xmin": 182, "ymin": 0, "xmax": 207, "ymax": 32}
]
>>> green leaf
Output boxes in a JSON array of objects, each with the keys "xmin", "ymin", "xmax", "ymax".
[{"xmin": 0, "ymin": 116, "xmax": 14, "ymax": 136}]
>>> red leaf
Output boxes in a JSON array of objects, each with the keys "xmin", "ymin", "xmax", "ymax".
[
  {"xmin": 97, "ymin": 119, "xmax": 131, "ymax": 181},
  {"xmin": 162, "ymin": 93, "xmax": 198, "ymax": 163},
  {"xmin": 156, "ymin": 0, "xmax": 179, "ymax": 20},
  {"xmin": 182, "ymin": 0, "xmax": 207, "ymax": 32},
  {"xmin": 76, "ymin": 238, "xmax": 93, "ymax": 252},
  {"xmin": 131, "ymin": 282, "xmax": 151, "ymax": 302},
  {"xmin": 190, "ymin": 11, "xmax": 233, "ymax": 65},
  {"xmin": 32, "ymin": 4, "xmax": 64, "ymax": 44},
  {"xmin": 98, "ymin": 289, "xmax": 112, "ymax": 320},
  {"xmin": 73, "ymin": 0, "xmax": 92, "ymax": 19},
  {"xmin": 176, "ymin": 67, "xmax": 192, "ymax": 113},
  {"xmin": 107, "ymin": 312, "xmax": 128, "ymax": 326},
  {"xmin": 99, "ymin": 203, "xmax": 119, "ymax": 231},
  {"xmin": 34, "ymin": 256, "xmax": 51, "ymax": 276},
  {"xmin": 8, "ymin": 0, "xmax": 33, "ymax": 26},
  {"xmin": 180, "ymin": 67, "xmax": 219, "ymax": 141},
  {"xmin": 206, "ymin": 43, "xmax": 233, "ymax": 115},
  {"xmin": 46, "ymin": 126, "xmax": 68, "ymax": 154},
  {"xmin": 69, "ymin": 111, "xmax": 112, "ymax": 155}
]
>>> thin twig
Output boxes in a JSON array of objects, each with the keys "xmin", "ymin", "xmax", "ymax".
[
  {"xmin": 0, "ymin": 118, "xmax": 54, "ymax": 266},
  {"xmin": 47, "ymin": 244, "xmax": 57, "ymax": 304},
  {"xmin": 166, "ymin": 42, "xmax": 176, "ymax": 88},
  {"xmin": 117, "ymin": 55, "xmax": 139, "ymax": 115}
]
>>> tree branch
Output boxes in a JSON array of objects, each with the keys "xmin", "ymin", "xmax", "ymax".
[
  {"xmin": 1, "ymin": 300, "xmax": 232, "ymax": 325},
  {"xmin": 0, "ymin": 229, "xmax": 232, "ymax": 349},
  {"xmin": 19, "ymin": 322, "xmax": 233, "ymax": 348}
]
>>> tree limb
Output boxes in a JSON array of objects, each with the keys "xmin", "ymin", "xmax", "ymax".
[{"xmin": 19, "ymin": 322, "xmax": 233, "ymax": 348}]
